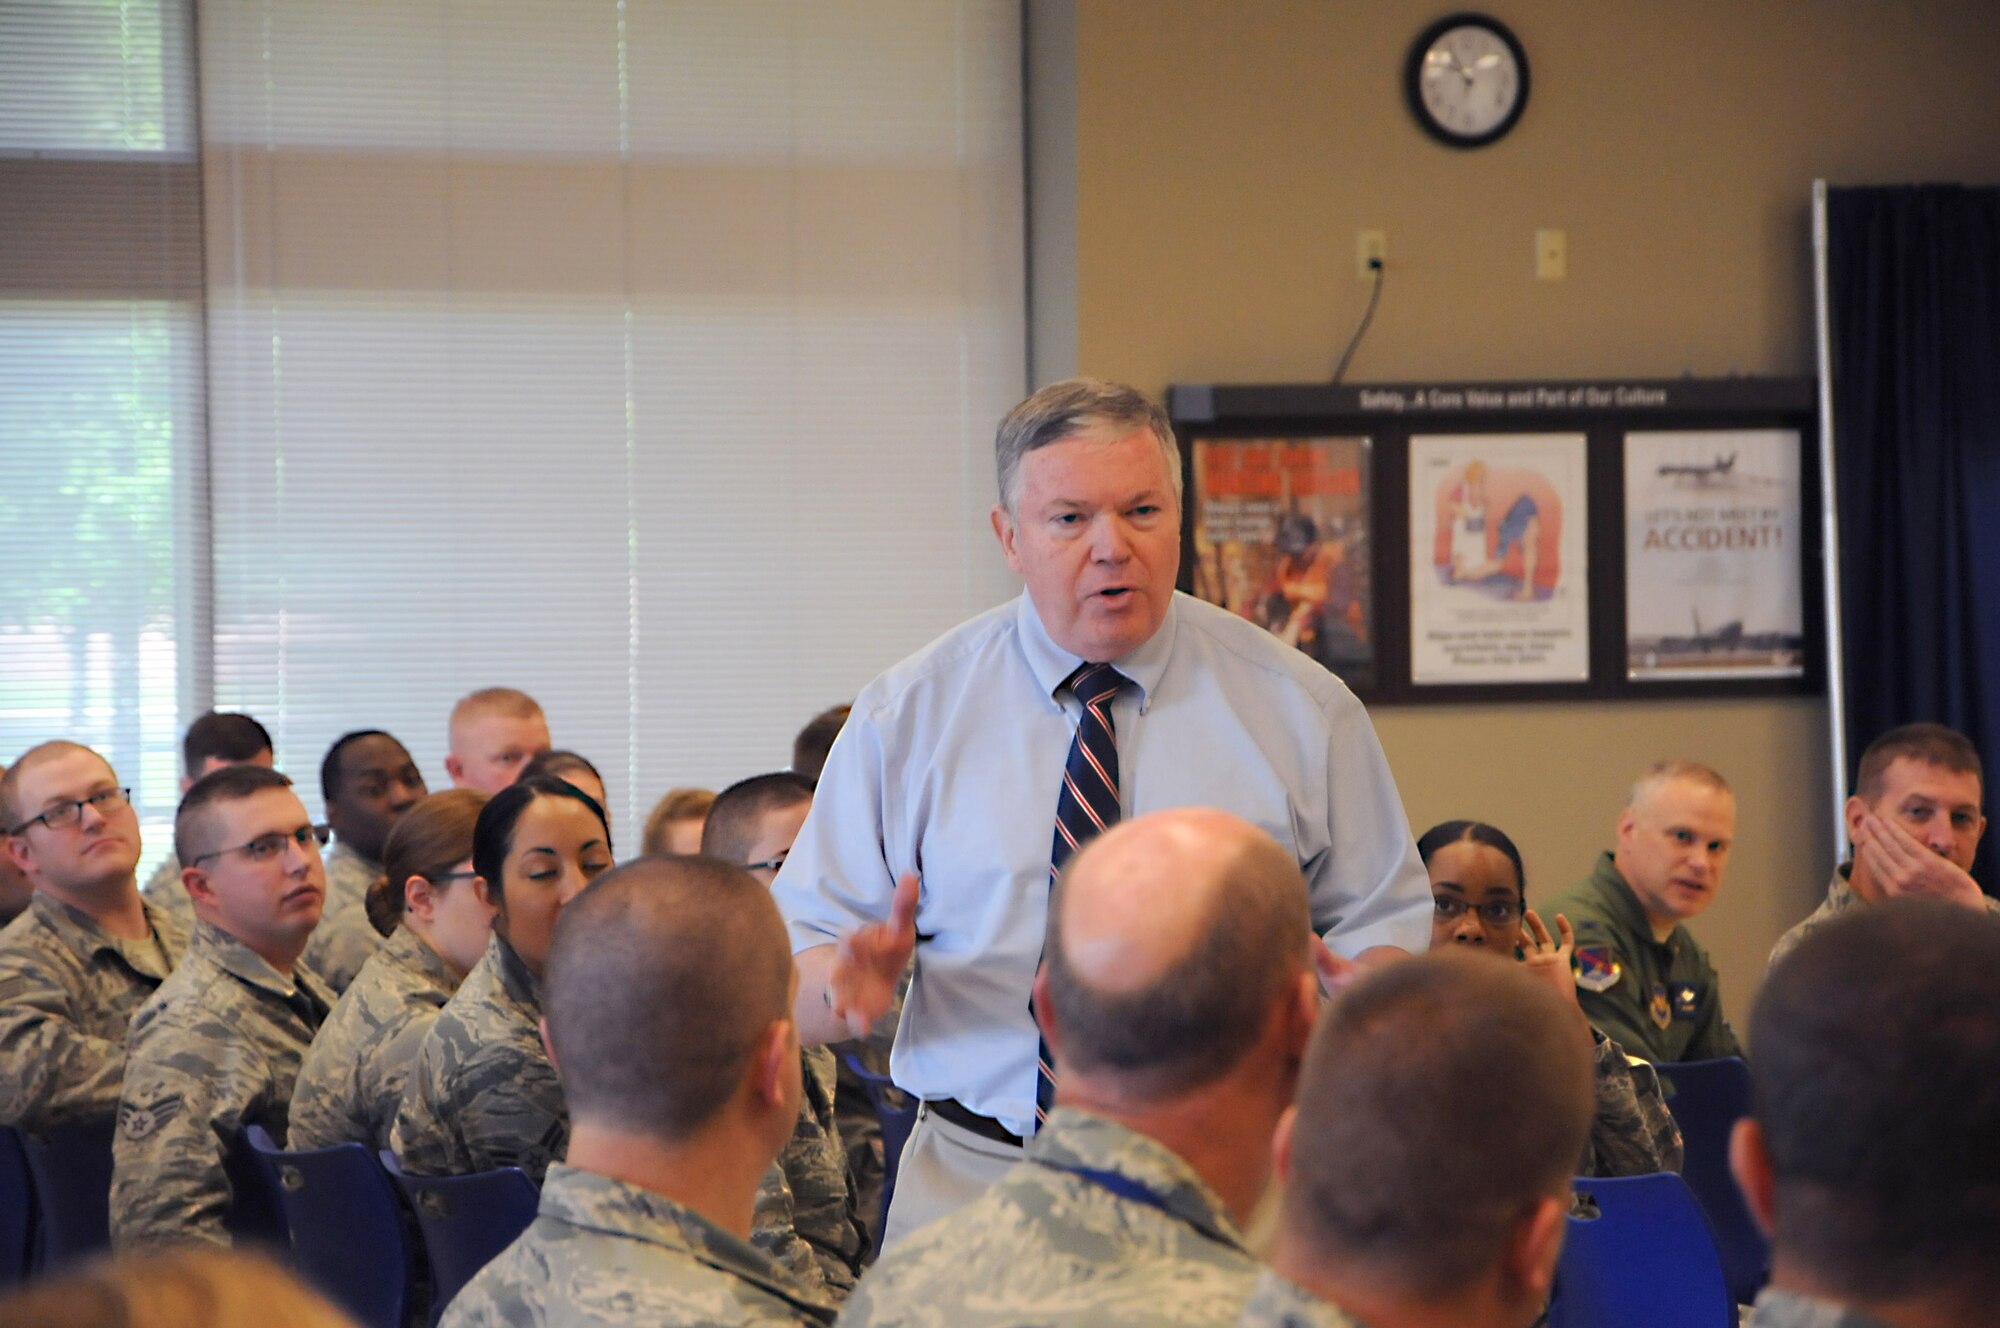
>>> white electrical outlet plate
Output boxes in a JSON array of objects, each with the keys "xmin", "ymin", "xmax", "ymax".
[
  {"xmin": 1357, "ymin": 229, "xmax": 1387, "ymax": 280},
  {"xmin": 1536, "ymin": 228, "xmax": 1567, "ymax": 280}
]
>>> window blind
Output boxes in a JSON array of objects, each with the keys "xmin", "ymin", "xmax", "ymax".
[
  {"xmin": 0, "ymin": 0, "xmax": 203, "ymax": 878},
  {"xmin": 199, "ymin": 0, "xmax": 1025, "ymax": 829}
]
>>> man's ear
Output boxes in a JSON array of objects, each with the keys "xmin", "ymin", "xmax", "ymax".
[
  {"xmin": 539, "ymin": 1016, "xmax": 560, "ymax": 1077},
  {"xmin": 1843, "ymin": 794, "xmax": 1870, "ymax": 846},
  {"xmin": 1031, "ymin": 963, "xmax": 1059, "ymax": 1053},
  {"xmin": 1730, "ymin": 1117, "xmax": 1777, "ymax": 1239},
  {"xmin": 1270, "ymin": 1104, "xmax": 1298, "ymax": 1186},
  {"xmin": 443, "ymin": 753, "xmax": 466, "ymax": 786},
  {"xmin": 991, "ymin": 504, "xmax": 1023, "ymax": 574},
  {"xmin": 1614, "ymin": 805, "xmax": 1638, "ymax": 846},
  {"xmin": 4, "ymin": 834, "xmax": 32, "ymax": 878},
  {"xmin": 749, "ymin": 1019, "xmax": 794, "ymax": 1110},
  {"xmin": 1510, "ymin": 1193, "xmax": 1570, "ymax": 1305},
  {"xmin": 1286, "ymin": 969, "xmax": 1320, "ymax": 1054},
  {"xmin": 181, "ymin": 864, "xmax": 217, "ymax": 908}
]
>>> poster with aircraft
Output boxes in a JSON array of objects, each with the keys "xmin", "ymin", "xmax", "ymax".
[{"xmin": 1624, "ymin": 429, "xmax": 1804, "ymax": 679}]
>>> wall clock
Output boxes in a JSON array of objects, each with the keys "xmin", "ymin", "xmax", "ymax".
[{"xmin": 1405, "ymin": 13, "xmax": 1529, "ymax": 149}]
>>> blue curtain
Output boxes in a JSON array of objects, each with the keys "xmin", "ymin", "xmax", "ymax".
[{"xmin": 1827, "ymin": 185, "xmax": 2000, "ymax": 889}]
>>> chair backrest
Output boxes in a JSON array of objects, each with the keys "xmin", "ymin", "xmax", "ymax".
[
  {"xmin": 842, "ymin": 1055, "xmax": 917, "ymax": 1228},
  {"xmin": 0, "ymin": 1127, "xmax": 35, "ymax": 1289},
  {"xmin": 244, "ymin": 1125, "xmax": 411, "ymax": 1328},
  {"xmin": 1659, "ymin": 1056, "xmax": 1770, "ymax": 1304},
  {"xmin": 15, "ymin": 1121, "xmax": 114, "ymax": 1273},
  {"xmin": 379, "ymin": 1150, "xmax": 538, "ymax": 1326},
  {"xmin": 1549, "ymin": 1172, "xmax": 1734, "ymax": 1328}
]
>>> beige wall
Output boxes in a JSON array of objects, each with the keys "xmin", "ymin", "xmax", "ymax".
[{"xmin": 1070, "ymin": 0, "xmax": 2000, "ymax": 1030}]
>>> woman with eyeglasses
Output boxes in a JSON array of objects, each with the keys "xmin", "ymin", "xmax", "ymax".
[
  {"xmin": 288, "ymin": 788, "xmax": 491, "ymax": 1152},
  {"xmin": 1418, "ymin": 820, "xmax": 1684, "ymax": 1178},
  {"xmin": 390, "ymin": 777, "xmax": 613, "ymax": 1183}
]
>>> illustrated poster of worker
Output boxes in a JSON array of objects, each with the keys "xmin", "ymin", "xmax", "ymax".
[
  {"xmin": 1409, "ymin": 433, "xmax": 1589, "ymax": 684},
  {"xmin": 1625, "ymin": 429, "xmax": 1804, "ymax": 679},
  {"xmin": 1190, "ymin": 436, "xmax": 1373, "ymax": 689}
]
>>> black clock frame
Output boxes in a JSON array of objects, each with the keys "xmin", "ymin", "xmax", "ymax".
[{"xmin": 1404, "ymin": 12, "xmax": 1531, "ymax": 150}]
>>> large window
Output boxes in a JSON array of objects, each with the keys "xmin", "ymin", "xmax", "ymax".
[
  {"xmin": 198, "ymin": 1, "xmax": 1025, "ymax": 826},
  {"xmin": 0, "ymin": 0, "xmax": 203, "ymax": 875}
]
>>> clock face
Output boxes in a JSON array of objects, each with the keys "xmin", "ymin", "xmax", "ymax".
[{"xmin": 1406, "ymin": 14, "xmax": 1528, "ymax": 148}]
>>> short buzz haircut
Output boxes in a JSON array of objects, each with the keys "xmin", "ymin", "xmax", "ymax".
[
  {"xmin": 175, "ymin": 765, "xmax": 297, "ymax": 865},
  {"xmin": 0, "ymin": 741, "xmax": 103, "ymax": 831},
  {"xmin": 449, "ymin": 687, "xmax": 544, "ymax": 735},
  {"xmin": 701, "ymin": 772, "xmax": 813, "ymax": 866},
  {"xmin": 1628, "ymin": 759, "xmax": 1732, "ymax": 806},
  {"xmin": 1284, "ymin": 951, "xmax": 1594, "ymax": 1293},
  {"xmin": 1855, "ymin": 722, "xmax": 1983, "ymax": 803},
  {"xmin": 1043, "ymin": 831, "xmax": 1309, "ymax": 1097},
  {"xmin": 994, "ymin": 377, "xmax": 1181, "ymax": 517},
  {"xmin": 183, "ymin": 711, "xmax": 273, "ymax": 776},
  {"xmin": 544, "ymin": 856, "xmax": 793, "ymax": 1140},
  {"xmin": 319, "ymin": 729, "xmax": 395, "ymax": 808},
  {"xmin": 791, "ymin": 704, "xmax": 851, "ymax": 785},
  {"xmin": 1750, "ymin": 899, "xmax": 2000, "ymax": 1307}
]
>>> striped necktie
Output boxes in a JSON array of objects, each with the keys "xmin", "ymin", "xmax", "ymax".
[{"xmin": 1036, "ymin": 662, "xmax": 1128, "ymax": 1123}]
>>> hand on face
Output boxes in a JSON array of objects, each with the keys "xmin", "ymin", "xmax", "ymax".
[{"xmin": 1854, "ymin": 810, "xmax": 1986, "ymax": 909}]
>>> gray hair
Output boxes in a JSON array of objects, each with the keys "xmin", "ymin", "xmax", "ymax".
[{"xmin": 994, "ymin": 377, "xmax": 1181, "ymax": 516}]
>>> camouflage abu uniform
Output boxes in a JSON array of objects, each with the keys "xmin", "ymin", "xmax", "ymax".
[
  {"xmin": 301, "ymin": 838, "xmax": 388, "ymax": 995},
  {"xmin": 1745, "ymin": 1287, "xmax": 1894, "ymax": 1328},
  {"xmin": 392, "ymin": 932, "xmax": 567, "ymax": 1183},
  {"xmin": 1769, "ymin": 865, "xmax": 2000, "ymax": 970},
  {"xmin": 1232, "ymin": 1270, "xmax": 1365, "ymax": 1328},
  {"xmin": 0, "ymin": 892, "xmax": 188, "ymax": 1132},
  {"xmin": 1581, "ymin": 1028, "xmax": 1683, "ymax": 1177},
  {"xmin": 110, "ymin": 918, "xmax": 331, "ymax": 1249},
  {"xmin": 836, "ymin": 1108, "xmax": 1259, "ymax": 1328},
  {"xmin": 141, "ymin": 854, "xmax": 193, "ymax": 933},
  {"xmin": 440, "ymin": 1164, "xmax": 836, "ymax": 1328},
  {"xmin": 290, "ymin": 922, "xmax": 460, "ymax": 1152},
  {"xmin": 781, "ymin": 1045, "xmax": 867, "ymax": 1295}
]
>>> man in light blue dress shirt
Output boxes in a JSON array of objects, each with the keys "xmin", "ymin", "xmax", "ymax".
[{"xmin": 770, "ymin": 378, "xmax": 1430, "ymax": 1245}]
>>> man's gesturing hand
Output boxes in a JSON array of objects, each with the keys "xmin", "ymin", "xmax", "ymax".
[{"xmin": 829, "ymin": 872, "xmax": 919, "ymax": 1038}]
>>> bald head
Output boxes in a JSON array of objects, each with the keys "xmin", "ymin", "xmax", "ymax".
[
  {"xmin": 0, "ymin": 741, "xmax": 100, "ymax": 830},
  {"xmin": 544, "ymin": 854, "xmax": 793, "ymax": 1141},
  {"xmin": 1043, "ymin": 809, "xmax": 1309, "ymax": 1096}
]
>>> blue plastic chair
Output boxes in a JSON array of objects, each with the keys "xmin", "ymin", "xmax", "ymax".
[
  {"xmin": 1658, "ymin": 1057, "xmax": 1769, "ymax": 1305},
  {"xmin": 16, "ymin": 1121, "xmax": 114, "ymax": 1272},
  {"xmin": 379, "ymin": 1150, "xmax": 538, "ymax": 1326},
  {"xmin": 0, "ymin": 1127, "xmax": 35, "ymax": 1288},
  {"xmin": 1549, "ymin": 1173, "xmax": 1734, "ymax": 1328},
  {"xmin": 244, "ymin": 1126, "xmax": 411, "ymax": 1328},
  {"xmin": 842, "ymin": 1055, "xmax": 918, "ymax": 1229}
]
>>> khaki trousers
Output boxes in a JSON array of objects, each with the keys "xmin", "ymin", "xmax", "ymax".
[{"xmin": 879, "ymin": 1102, "xmax": 1023, "ymax": 1248}]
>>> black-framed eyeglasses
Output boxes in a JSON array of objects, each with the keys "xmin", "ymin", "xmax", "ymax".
[
  {"xmin": 745, "ymin": 853, "xmax": 788, "ymax": 874},
  {"xmin": 189, "ymin": 823, "xmax": 330, "ymax": 867},
  {"xmin": 7, "ymin": 787, "xmax": 131, "ymax": 836},
  {"xmin": 1432, "ymin": 895, "xmax": 1522, "ymax": 926},
  {"xmin": 427, "ymin": 870, "xmax": 480, "ymax": 884}
]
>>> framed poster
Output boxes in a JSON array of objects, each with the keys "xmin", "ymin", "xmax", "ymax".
[
  {"xmin": 1624, "ymin": 429, "xmax": 1805, "ymax": 679},
  {"xmin": 1408, "ymin": 434, "xmax": 1590, "ymax": 684},
  {"xmin": 1188, "ymin": 436, "xmax": 1374, "ymax": 687}
]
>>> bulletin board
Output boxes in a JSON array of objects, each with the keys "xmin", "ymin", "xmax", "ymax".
[{"xmin": 1167, "ymin": 377, "xmax": 1822, "ymax": 705}]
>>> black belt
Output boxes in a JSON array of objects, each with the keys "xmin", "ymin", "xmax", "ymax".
[{"xmin": 929, "ymin": 1097, "xmax": 1025, "ymax": 1147}]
